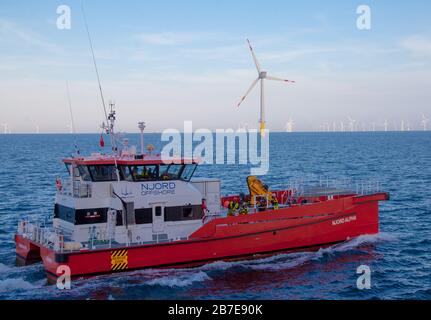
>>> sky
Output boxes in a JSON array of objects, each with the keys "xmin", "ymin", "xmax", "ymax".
[{"xmin": 0, "ymin": 0, "xmax": 430, "ymax": 133}]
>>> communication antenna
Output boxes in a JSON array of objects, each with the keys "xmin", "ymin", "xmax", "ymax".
[
  {"xmin": 138, "ymin": 122, "xmax": 146, "ymax": 155},
  {"xmin": 81, "ymin": 3, "xmax": 120, "ymax": 182},
  {"xmin": 81, "ymin": 3, "xmax": 116, "ymax": 151},
  {"xmin": 66, "ymin": 81, "xmax": 80, "ymax": 155}
]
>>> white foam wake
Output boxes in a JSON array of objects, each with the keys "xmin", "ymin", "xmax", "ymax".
[
  {"xmin": 146, "ymin": 271, "xmax": 211, "ymax": 288},
  {"xmin": 0, "ymin": 278, "xmax": 35, "ymax": 292}
]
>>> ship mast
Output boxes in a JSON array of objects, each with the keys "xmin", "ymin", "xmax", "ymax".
[{"xmin": 81, "ymin": 4, "xmax": 116, "ymax": 155}]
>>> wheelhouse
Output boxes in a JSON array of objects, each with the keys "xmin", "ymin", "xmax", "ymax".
[{"xmin": 63, "ymin": 157, "xmax": 198, "ymax": 183}]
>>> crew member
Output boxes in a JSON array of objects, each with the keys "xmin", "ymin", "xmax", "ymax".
[
  {"xmin": 257, "ymin": 197, "xmax": 267, "ymax": 212},
  {"xmin": 272, "ymin": 198, "xmax": 279, "ymax": 210},
  {"xmin": 228, "ymin": 201, "xmax": 239, "ymax": 216},
  {"xmin": 239, "ymin": 203, "xmax": 249, "ymax": 215}
]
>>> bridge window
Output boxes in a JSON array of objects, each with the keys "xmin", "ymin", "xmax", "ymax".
[
  {"xmin": 180, "ymin": 164, "xmax": 197, "ymax": 181},
  {"xmin": 88, "ymin": 165, "xmax": 118, "ymax": 182},
  {"xmin": 159, "ymin": 164, "xmax": 183, "ymax": 180},
  {"xmin": 77, "ymin": 165, "xmax": 92, "ymax": 182},
  {"xmin": 129, "ymin": 165, "xmax": 158, "ymax": 181}
]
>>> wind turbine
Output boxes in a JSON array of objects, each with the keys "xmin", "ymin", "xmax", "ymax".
[
  {"xmin": 340, "ymin": 121, "xmax": 345, "ymax": 132},
  {"xmin": 237, "ymin": 39, "xmax": 295, "ymax": 136},
  {"xmin": 286, "ymin": 117, "xmax": 294, "ymax": 133},
  {"xmin": 348, "ymin": 117, "xmax": 356, "ymax": 132},
  {"xmin": 383, "ymin": 120, "xmax": 389, "ymax": 132},
  {"xmin": 67, "ymin": 122, "xmax": 74, "ymax": 134},
  {"xmin": 401, "ymin": 120, "xmax": 405, "ymax": 132},
  {"xmin": 421, "ymin": 114, "xmax": 429, "ymax": 131},
  {"xmin": 1, "ymin": 124, "xmax": 8, "ymax": 134}
]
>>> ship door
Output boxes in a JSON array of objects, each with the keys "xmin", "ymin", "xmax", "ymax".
[{"xmin": 152, "ymin": 204, "xmax": 165, "ymax": 233}]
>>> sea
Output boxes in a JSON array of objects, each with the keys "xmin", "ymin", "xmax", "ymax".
[{"xmin": 0, "ymin": 132, "xmax": 430, "ymax": 300}]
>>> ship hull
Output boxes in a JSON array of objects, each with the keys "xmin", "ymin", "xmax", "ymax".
[{"xmin": 16, "ymin": 193, "xmax": 388, "ymax": 280}]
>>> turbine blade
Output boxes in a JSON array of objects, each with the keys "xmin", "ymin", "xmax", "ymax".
[
  {"xmin": 237, "ymin": 78, "xmax": 259, "ymax": 107},
  {"xmin": 247, "ymin": 39, "xmax": 261, "ymax": 73},
  {"xmin": 266, "ymin": 75, "xmax": 295, "ymax": 83}
]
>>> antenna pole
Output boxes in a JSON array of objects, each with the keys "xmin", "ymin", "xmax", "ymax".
[
  {"xmin": 81, "ymin": 3, "xmax": 116, "ymax": 152},
  {"xmin": 66, "ymin": 81, "xmax": 80, "ymax": 155},
  {"xmin": 138, "ymin": 122, "xmax": 146, "ymax": 155}
]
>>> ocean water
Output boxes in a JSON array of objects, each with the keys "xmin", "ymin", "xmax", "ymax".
[{"xmin": 0, "ymin": 132, "xmax": 430, "ymax": 300}]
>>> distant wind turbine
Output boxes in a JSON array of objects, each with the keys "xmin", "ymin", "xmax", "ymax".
[
  {"xmin": 67, "ymin": 122, "xmax": 73, "ymax": 134},
  {"xmin": 348, "ymin": 117, "xmax": 356, "ymax": 132},
  {"xmin": 401, "ymin": 120, "xmax": 405, "ymax": 132},
  {"xmin": 286, "ymin": 117, "xmax": 294, "ymax": 133},
  {"xmin": 383, "ymin": 120, "xmax": 389, "ymax": 132},
  {"xmin": 421, "ymin": 114, "xmax": 429, "ymax": 131},
  {"xmin": 237, "ymin": 39, "xmax": 295, "ymax": 136},
  {"xmin": 1, "ymin": 124, "xmax": 8, "ymax": 134},
  {"xmin": 340, "ymin": 121, "xmax": 345, "ymax": 132}
]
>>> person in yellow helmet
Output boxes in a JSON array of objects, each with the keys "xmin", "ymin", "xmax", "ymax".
[
  {"xmin": 272, "ymin": 198, "xmax": 279, "ymax": 210},
  {"xmin": 239, "ymin": 202, "xmax": 249, "ymax": 215},
  {"xmin": 228, "ymin": 201, "xmax": 239, "ymax": 216}
]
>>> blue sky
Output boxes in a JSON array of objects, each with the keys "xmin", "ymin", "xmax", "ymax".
[{"xmin": 0, "ymin": 0, "xmax": 430, "ymax": 132}]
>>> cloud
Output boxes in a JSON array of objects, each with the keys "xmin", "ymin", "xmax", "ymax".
[
  {"xmin": 0, "ymin": 19, "xmax": 61, "ymax": 53},
  {"xmin": 401, "ymin": 35, "xmax": 431, "ymax": 57}
]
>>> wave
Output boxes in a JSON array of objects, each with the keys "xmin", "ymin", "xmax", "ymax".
[
  {"xmin": 204, "ymin": 232, "xmax": 396, "ymax": 272},
  {"xmin": 146, "ymin": 271, "xmax": 211, "ymax": 288},
  {"xmin": 0, "ymin": 278, "xmax": 35, "ymax": 292},
  {"xmin": 331, "ymin": 232, "xmax": 396, "ymax": 252},
  {"xmin": 0, "ymin": 263, "xmax": 12, "ymax": 273}
]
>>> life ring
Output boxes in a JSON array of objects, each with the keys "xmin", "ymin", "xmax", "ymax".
[{"xmin": 55, "ymin": 178, "xmax": 63, "ymax": 191}]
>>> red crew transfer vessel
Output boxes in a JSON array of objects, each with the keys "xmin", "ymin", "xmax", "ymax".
[{"xmin": 15, "ymin": 108, "xmax": 389, "ymax": 282}]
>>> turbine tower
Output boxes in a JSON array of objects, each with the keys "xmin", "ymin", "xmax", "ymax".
[
  {"xmin": 422, "ymin": 114, "xmax": 429, "ymax": 131},
  {"xmin": 383, "ymin": 120, "xmax": 389, "ymax": 132},
  {"xmin": 340, "ymin": 121, "xmax": 345, "ymax": 132},
  {"xmin": 1, "ymin": 124, "xmax": 9, "ymax": 134},
  {"xmin": 286, "ymin": 117, "xmax": 294, "ymax": 133},
  {"xmin": 348, "ymin": 117, "xmax": 356, "ymax": 132},
  {"xmin": 237, "ymin": 39, "xmax": 295, "ymax": 136}
]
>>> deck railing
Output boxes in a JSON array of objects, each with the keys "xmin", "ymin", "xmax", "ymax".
[{"xmin": 287, "ymin": 177, "xmax": 382, "ymax": 198}]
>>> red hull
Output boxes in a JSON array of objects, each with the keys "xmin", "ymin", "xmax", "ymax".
[{"xmin": 16, "ymin": 193, "xmax": 388, "ymax": 279}]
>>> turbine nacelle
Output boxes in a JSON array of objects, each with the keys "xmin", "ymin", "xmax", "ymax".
[{"xmin": 259, "ymin": 71, "xmax": 268, "ymax": 79}]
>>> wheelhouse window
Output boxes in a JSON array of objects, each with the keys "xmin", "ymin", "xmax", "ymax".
[
  {"xmin": 118, "ymin": 163, "xmax": 197, "ymax": 182},
  {"xmin": 119, "ymin": 166, "xmax": 134, "ymax": 182},
  {"xmin": 65, "ymin": 163, "xmax": 71, "ymax": 175},
  {"xmin": 159, "ymin": 164, "xmax": 183, "ymax": 180},
  {"xmin": 77, "ymin": 165, "xmax": 92, "ymax": 182},
  {"xmin": 132, "ymin": 165, "xmax": 158, "ymax": 181},
  {"xmin": 88, "ymin": 165, "xmax": 118, "ymax": 182},
  {"xmin": 180, "ymin": 164, "xmax": 197, "ymax": 182}
]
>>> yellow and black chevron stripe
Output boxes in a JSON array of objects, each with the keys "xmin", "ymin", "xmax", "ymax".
[{"xmin": 110, "ymin": 249, "xmax": 128, "ymax": 271}]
